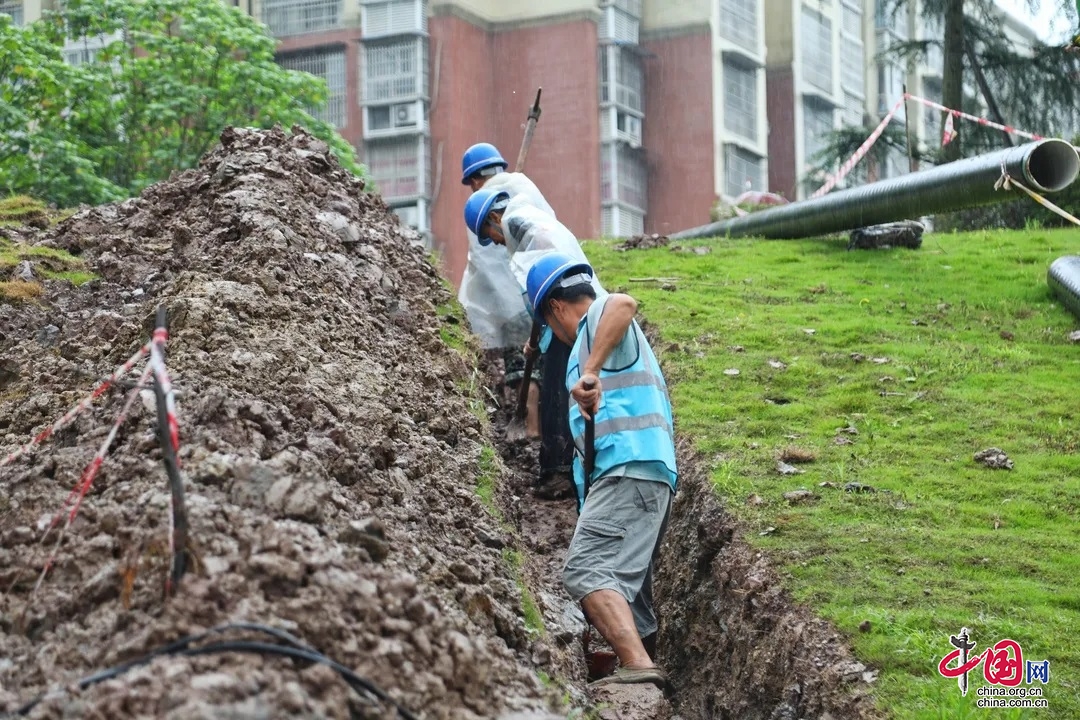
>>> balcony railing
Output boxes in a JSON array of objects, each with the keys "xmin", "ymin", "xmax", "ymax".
[{"xmin": 262, "ymin": 0, "xmax": 342, "ymax": 38}]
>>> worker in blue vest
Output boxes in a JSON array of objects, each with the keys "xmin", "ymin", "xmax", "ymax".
[{"xmin": 525, "ymin": 252, "xmax": 677, "ymax": 689}]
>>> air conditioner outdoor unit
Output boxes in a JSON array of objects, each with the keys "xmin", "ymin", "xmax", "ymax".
[{"xmin": 393, "ymin": 102, "xmax": 418, "ymax": 129}]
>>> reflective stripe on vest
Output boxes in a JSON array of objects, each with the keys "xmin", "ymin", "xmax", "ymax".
[{"xmin": 567, "ymin": 315, "xmax": 678, "ymax": 509}]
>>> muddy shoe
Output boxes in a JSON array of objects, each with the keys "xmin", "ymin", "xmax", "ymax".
[
  {"xmin": 588, "ymin": 665, "xmax": 667, "ymax": 689},
  {"xmin": 533, "ymin": 473, "xmax": 573, "ymax": 500}
]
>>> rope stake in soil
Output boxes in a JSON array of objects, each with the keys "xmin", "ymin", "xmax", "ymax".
[
  {"xmin": 150, "ymin": 305, "xmax": 189, "ymax": 596},
  {"xmin": 0, "ymin": 343, "xmax": 151, "ymax": 468}
]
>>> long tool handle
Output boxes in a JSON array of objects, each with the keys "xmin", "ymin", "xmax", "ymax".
[
  {"xmin": 514, "ymin": 321, "xmax": 543, "ymax": 420},
  {"xmin": 514, "ymin": 87, "xmax": 543, "ymax": 172},
  {"xmin": 582, "ymin": 377, "xmax": 597, "ymax": 492}
]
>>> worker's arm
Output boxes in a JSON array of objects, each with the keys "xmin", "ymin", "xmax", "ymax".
[{"xmin": 571, "ymin": 293, "xmax": 638, "ymax": 419}]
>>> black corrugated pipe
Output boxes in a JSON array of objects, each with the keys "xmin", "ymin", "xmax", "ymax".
[
  {"xmin": 671, "ymin": 139, "xmax": 1080, "ymax": 241},
  {"xmin": 1048, "ymin": 256, "xmax": 1080, "ymax": 321}
]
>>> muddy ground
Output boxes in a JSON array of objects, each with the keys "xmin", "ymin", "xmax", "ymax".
[{"xmin": 1, "ymin": 125, "xmax": 880, "ymax": 720}]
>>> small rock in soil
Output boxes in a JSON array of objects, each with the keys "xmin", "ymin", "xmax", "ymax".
[
  {"xmin": 783, "ymin": 490, "xmax": 816, "ymax": 504},
  {"xmin": 974, "ymin": 447, "xmax": 1014, "ymax": 470},
  {"xmin": 777, "ymin": 462, "xmax": 804, "ymax": 476}
]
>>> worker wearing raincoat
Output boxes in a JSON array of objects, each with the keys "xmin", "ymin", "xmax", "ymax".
[
  {"xmin": 456, "ymin": 143, "xmax": 554, "ymax": 442},
  {"xmin": 464, "ymin": 186, "xmax": 607, "ymax": 500}
]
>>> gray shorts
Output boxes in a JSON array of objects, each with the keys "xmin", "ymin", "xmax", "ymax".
[{"xmin": 562, "ymin": 475, "xmax": 672, "ymax": 638}]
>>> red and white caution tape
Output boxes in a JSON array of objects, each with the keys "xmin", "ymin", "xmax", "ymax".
[
  {"xmin": 149, "ymin": 326, "xmax": 180, "ymax": 461},
  {"xmin": 996, "ymin": 159, "xmax": 1080, "ymax": 227},
  {"xmin": 904, "ymin": 93, "xmax": 1045, "ymax": 142},
  {"xmin": 30, "ymin": 363, "xmax": 153, "ymax": 598},
  {"xmin": 811, "ymin": 97, "xmax": 906, "ymax": 199},
  {"xmin": 1, "ymin": 343, "xmax": 150, "ymax": 468}
]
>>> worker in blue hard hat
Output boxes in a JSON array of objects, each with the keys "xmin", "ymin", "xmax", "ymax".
[
  {"xmin": 526, "ymin": 252, "xmax": 677, "ymax": 689},
  {"xmin": 464, "ymin": 188, "xmax": 606, "ymax": 501},
  {"xmin": 457, "ymin": 142, "xmax": 556, "ymax": 443}
]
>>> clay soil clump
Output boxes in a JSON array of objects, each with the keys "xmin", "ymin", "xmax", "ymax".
[{"xmin": 0, "ymin": 126, "xmax": 560, "ymax": 719}]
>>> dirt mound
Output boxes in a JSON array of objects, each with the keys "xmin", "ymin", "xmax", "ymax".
[
  {"xmin": 0, "ymin": 126, "xmax": 559, "ymax": 719},
  {"xmin": 616, "ymin": 234, "xmax": 669, "ymax": 251}
]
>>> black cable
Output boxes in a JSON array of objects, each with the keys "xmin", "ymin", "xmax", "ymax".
[{"xmin": 4, "ymin": 624, "xmax": 419, "ymax": 720}]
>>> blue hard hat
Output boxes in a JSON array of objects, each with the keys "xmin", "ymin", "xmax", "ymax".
[
  {"xmin": 461, "ymin": 142, "xmax": 508, "ymax": 184},
  {"xmin": 526, "ymin": 253, "xmax": 594, "ymax": 319},
  {"xmin": 464, "ymin": 188, "xmax": 510, "ymax": 246}
]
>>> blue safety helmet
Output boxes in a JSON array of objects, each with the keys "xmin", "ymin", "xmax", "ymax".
[
  {"xmin": 464, "ymin": 188, "xmax": 510, "ymax": 246},
  {"xmin": 526, "ymin": 253, "xmax": 595, "ymax": 320},
  {"xmin": 461, "ymin": 143, "xmax": 508, "ymax": 185}
]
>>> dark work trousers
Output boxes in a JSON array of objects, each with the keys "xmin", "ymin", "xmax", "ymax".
[{"xmin": 539, "ymin": 335, "xmax": 575, "ymax": 481}]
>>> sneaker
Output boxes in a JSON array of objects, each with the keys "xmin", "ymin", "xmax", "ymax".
[
  {"xmin": 533, "ymin": 472, "xmax": 573, "ymax": 500},
  {"xmin": 588, "ymin": 665, "xmax": 667, "ymax": 690}
]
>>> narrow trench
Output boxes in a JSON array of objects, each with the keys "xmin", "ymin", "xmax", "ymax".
[{"xmin": 481, "ymin": 354, "xmax": 880, "ymax": 720}]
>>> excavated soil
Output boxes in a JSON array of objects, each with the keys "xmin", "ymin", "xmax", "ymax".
[
  {"xmin": 1, "ymin": 124, "xmax": 881, "ymax": 720},
  {"xmin": 0, "ymin": 126, "xmax": 561, "ymax": 720}
]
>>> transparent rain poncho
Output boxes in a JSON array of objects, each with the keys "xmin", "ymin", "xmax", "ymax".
[{"xmin": 456, "ymin": 172, "xmax": 555, "ymax": 349}]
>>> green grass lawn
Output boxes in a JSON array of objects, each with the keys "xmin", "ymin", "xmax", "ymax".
[{"xmin": 584, "ymin": 229, "xmax": 1080, "ymax": 719}]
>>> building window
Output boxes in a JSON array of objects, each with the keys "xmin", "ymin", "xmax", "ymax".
[
  {"xmin": 843, "ymin": 91, "xmax": 864, "ymax": 127},
  {"xmin": 723, "ymin": 58, "xmax": 757, "ymax": 142},
  {"xmin": 803, "ymin": 98, "xmax": 834, "ymax": 166},
  {"xmin": 840, "ymin": 2, "xmax": 864, "ymax": 95},
  {"xmin": 62, "ymin": 33, "xmax": 121, "ymax": 66},
  {"xmin": 877, "ymin": 61, "xmax": 905, "ymax": 115},
  {"xmin": 261, "ymin": 0, "xmax": 342, "ymax": 37},
  {"xmin": 363, "ymin": 38, "xmax": 428, "ymax": 105},
  {"xmin": 923, "ymin": 77, "xmax": 943, "ymax": 146},
  {"xmin": 366, "ymin": 136, "xmax": 429, "ymax": 201},
  {"xmin": 800, "ymin": 6, "xmax": 833, "ymax": 95},
  {"xmin": 875, "ymin": 1, "xmax": 908, "ymax": 39},
  {"xmin": 360, "ymin": 0, "xmax": 426, "ymax": 39},
  {"xmin": 616, "ymin": 144, "xmax": 647, "ymax": 212},
  {"xmin": 278, "ymin": 49, "xmax": 347, "ymax": 129},
  {"xmin": 724, "ymin": 144, "xmax": 763, "ymax": 198},
  {"xmin": 599, "ymin": 5, "xmax": 639, "ymax": 44},
  {"xmin": 599, "ymin": 47, "xmax": 643, "ymax": 113},
  {"xmin": 718, "ymin": 0, "xmax": 757, "ymax": 55},
  {"xmin": 601, "ymin": 206, "xmax": 645, "ymax": 238},
  {"xmin": 1, "ymin": 1, "xmax": 23, "ymax": 26}
]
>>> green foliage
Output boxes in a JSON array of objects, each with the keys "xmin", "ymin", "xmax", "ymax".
[
  {"xmin": 585, "ymin": 229, "xmax": 1080, "ymax": 719},
  {"xmin": 0, "ymin": 0, "xmax": 363, "ymax": 207}
]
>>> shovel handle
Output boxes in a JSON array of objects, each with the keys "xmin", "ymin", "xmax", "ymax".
[
  {"xmin": 582, "ymin": 377, "xmax": 596, "ymax": 485},
  {"xmin": 514, "ymin": 321, "xmax": 543, "ymax": 420}
]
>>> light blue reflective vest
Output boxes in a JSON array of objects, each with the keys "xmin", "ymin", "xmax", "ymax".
[{"xmin": 566, "ymin": 313, "xmax": 678, "ymax": 511}]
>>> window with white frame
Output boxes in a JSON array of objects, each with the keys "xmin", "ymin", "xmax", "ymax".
[
  {"xmin": 718, "ymin": 0, "xmax": 757, "ymax": 55},
  {"xmin": 278, "ymin": 49, "xmax": 347, "ymax": 129},
  {"xmin": 601, "ymin": 206, "xmax": 645, "ymax": 238},
  {"xmin": 599, "ymin": 47, "xmax": 643, "ymax": 113},
  {"xmin": 363, "ymin": 38, "xmax": 428, "ymax": 105},
  {"xmin": 840, "ymin": 2, "xmax": 864, "ymax": 95},
  {"xmin": 843, "ymin": 91, "xmax": 864, "ymax": 127},
  {"xmin": 723, "ymin": 58, "xmax": 757, "ymax": 142},
  {"xmin": 616, "ymin": 144, "xmax": 647, "ymax": 211},
  {"xmin": 262, "ymin": 0, "xmax": 342, "ymax": 37},
  {"xmin": 877, "ymin": 61, "xmax": 905, "ymax": 115},
  {"xmin": 361, "ymin": 0, "xmax": 425, "ymax": 38},
  {"xmin": 602, "ymin": 107, "xmax": 643, "ymax": 145},
  {"xmin": 922, "ymin": 77, "xmax": 942, "ymax": 146},
  {"xmin": 800, "ymin": 6, "xmax": 833, "ymax": 95},
  {"xmin": 63, "ymin": 32, "xmax": 121, "ymax": 66},
  {"xmin": 599, "ymin": 4, "xmax": 639, "ymax": 44},
  {"xmin": 1, "ymin": 1, "xmax": 23, "ymax": 26},
  {"xmin": 875, "ymin": 1, "xmax": 908, "ymax": 39},
  {"xmin": 724, "ymin": 144, "xmax": 763, "ymax": 198},
  {"xmin": 803, "ymin": 98, "xmax": 834, "ymax": 166},
  {"xmin": 366, "ymin": 136, "xmax": 429, "ymax": 201}
]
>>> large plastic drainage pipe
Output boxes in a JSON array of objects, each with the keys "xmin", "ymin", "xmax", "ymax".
[
  {"xmin": 672, "ymin": 139, "xmax": 1080, "ymax": 241},
  {"xmin": 1048, "ymin": 256, "xmax": 1080, "ymax": 321}
]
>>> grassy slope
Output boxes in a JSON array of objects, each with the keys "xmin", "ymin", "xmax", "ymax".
[
  {"xmin": 584, "ymin": 229, "xmax": 1080, "ymax": 719},
  {"xmin": 0, "ymin": 196, "xmax": 94, "ymax": 291}
]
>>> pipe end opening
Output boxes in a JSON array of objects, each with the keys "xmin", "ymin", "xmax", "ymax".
[{"xmin": 1027, "ymin": 139, "xmax": 1080, "ymax": 193}]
